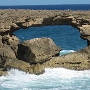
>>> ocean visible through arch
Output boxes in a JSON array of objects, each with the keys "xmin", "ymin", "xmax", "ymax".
[
  {"xmin": 14, "ymin": 25, "xmax": 87, "ymax": 55},
  {"xmin": 0, "ymin": 5, "xmax": 90, "ymax": 90}
]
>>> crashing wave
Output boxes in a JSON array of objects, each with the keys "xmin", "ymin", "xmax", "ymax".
[{"xmin": 0, "ymin": 68, "xmax": 90, "ymax": 90}]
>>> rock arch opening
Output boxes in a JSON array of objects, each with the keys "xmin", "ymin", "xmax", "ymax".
[{"xmin": 14, "ymin": 25, "xmax": 87, "ymax": 55}]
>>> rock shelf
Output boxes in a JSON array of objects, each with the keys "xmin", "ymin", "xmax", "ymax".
[{"xmin": 0, "ymin": 10, "xmax": 90, "ymax": 75}]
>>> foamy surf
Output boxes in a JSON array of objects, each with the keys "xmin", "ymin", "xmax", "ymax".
[
  {"xmin": 0, "ymin": 68, "xmax": 90, "ymax": 90},
  {"xmin": 60, "ymin": 50, "xmax": 75, "ymax": 56}
]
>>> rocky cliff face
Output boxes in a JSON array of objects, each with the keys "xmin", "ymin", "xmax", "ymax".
[{"xmin": 0, "ymin": 10, "xmax": 90, "ymax": 75}]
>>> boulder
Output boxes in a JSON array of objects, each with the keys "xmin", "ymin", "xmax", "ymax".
[
  {"xmin": 17, "ymin": 38, "xmax": 61, "ymax": 64},
  {"xmin": 0, "ymin": 45, "xmax": 16, "ymax": 69},
  {"xmin": 2, "ymin": 35, "xmax": 20, "ymax": 56},
  {"xmin": 79, "ymin": 25, "xmax": 90, "ymax": 41},
  {"xmin": 0, "ymin": 71, "xmax": 7, "ymax": 76},
  {"xmin": 3, "ymin": 57, "xmax": 45, "ymax": 75},
  {"xmin": 29, "ymin": 63, "xmax": 45, "ymax": 75}
]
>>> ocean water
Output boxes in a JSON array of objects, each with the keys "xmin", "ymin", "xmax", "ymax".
[
  {"xmin": 14, "ymin": 25, "xmax": 87, "ymax": 51},
  {"xmin": 0, "ymin": 4, "xmax": 90, "ymax": 90},
  {"xmin": 0, "ymin": 4, "xmax": 90, "ymax": 10},
  {"xmin": 0, "ymin": 68, "xmax": 90, "ymax": 90}
]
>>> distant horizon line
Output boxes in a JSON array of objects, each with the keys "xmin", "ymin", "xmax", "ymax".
[{"xmin": 0, "ymin": 4, "xmax": 90, "ymax": 6}]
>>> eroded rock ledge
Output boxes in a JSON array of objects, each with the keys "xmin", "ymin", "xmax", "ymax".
[{"xmin": 0, "ymin": 10, "xmax": 90, "ymax": 75}]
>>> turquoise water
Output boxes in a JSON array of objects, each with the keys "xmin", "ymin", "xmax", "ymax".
[{"xmin": 0, "ymin": 25, "xmax": 89, "ymax": 90}]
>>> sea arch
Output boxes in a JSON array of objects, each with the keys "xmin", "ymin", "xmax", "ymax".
[{"xmin": 0, "ymin": 10, "xmax": 90, "ymax": 45}]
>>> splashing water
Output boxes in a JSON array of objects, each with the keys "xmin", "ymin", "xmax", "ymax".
[
  {"xmin": 60, "ymin": 50, "xmax": 75, "ymax": 56},
  {"xmin": 0, "ymin": 68, "xmax": 90, "ymax": 90}
]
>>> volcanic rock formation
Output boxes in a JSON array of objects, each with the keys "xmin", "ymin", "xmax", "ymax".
[{"xmin": 0, "ymin": 10, "xmax": 90, "ymax": 75}]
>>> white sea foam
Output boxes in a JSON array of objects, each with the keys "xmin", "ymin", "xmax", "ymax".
[
  {"xmin": 60, "ymin": 50, "xmax": 75, "ymax": 56},
  {"xmin": 22, "ymin": 37, "xmax": 24, "ymax": 39},
  {"xmin": 0, "ymin": 68, "xmax": 90, "ymax": 90},
  {"xmin": 0, "ymin": 50, "xmax": 90, "ymax": 90}
]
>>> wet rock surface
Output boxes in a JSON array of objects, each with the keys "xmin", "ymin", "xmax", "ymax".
[{"xmin": 0, "ymin": 10, "xmax": 90, "ymax": 75}]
